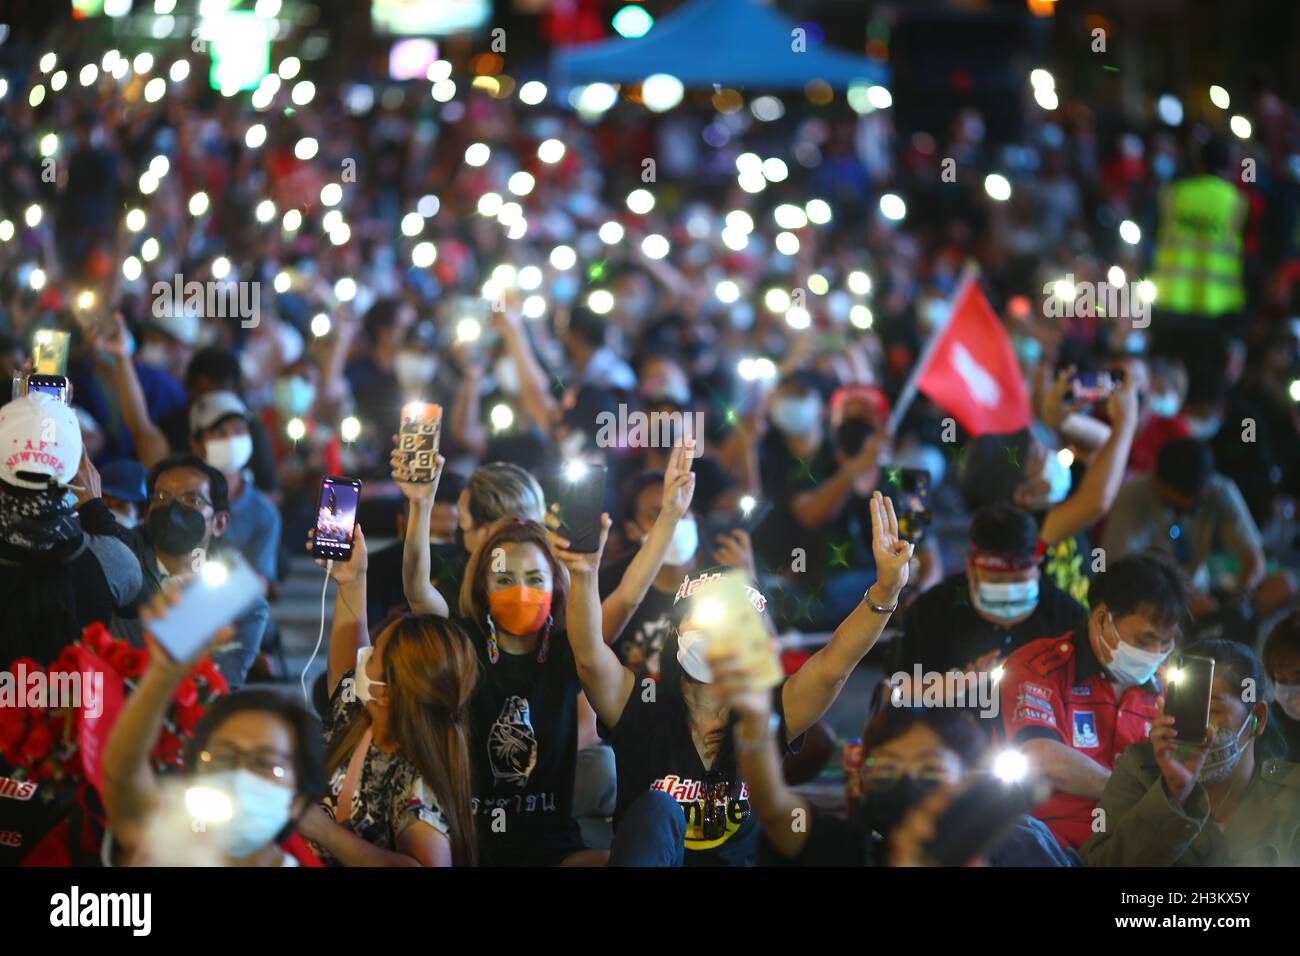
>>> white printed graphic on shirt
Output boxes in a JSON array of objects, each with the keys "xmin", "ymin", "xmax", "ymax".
[{"xmin": 488, "ymin": 695, "xmax": 538, "ymax": 787}]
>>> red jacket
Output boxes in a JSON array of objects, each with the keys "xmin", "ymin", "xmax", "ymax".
[{"xmin": 999, "ymin": 630, "xmax": 1161, "ymax": 849}]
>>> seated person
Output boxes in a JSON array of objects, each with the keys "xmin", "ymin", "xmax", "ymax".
[
  {"xmin": 99, "ymin": 459, "xmax": 149, "ymax": 530},
  {"xmin": 1081, "ymin": 640, "xmax": 1300, "ymax": 866},
  {"xmin": 86, "ymin": 454, "xmax": 270, "ymax": 688},
  {"xmin": 1102, "ymin": 438, "xmax": 1296, "ymax": 618},
  {"xmin": 725, "ymin": 699, "xmax": 1075, "ymax": 867},
  {"xmin": 189, "ymin": 391, "xmax": 281, "ymax": 586},
  {"xmin": 998, "ymin": 552, "xmax": 1187, "ymax": 849},
  {"xmin": 891, "ymin": 504, "xmax": 1087, "ymax": 680},
  {"xmin": 1262, "ymin": 612, "xmax": 1300, "ymax": 761}
]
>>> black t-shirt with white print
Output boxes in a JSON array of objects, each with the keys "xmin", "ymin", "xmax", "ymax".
[
  {"xmin": 461, "ymin": 616, "xmax": 584, "ymax": 867},
  {"xmin": 598, "ymin": 553, "xmax": 679, "ymax": 682},
  {"xmin": 600, "ymin": 678, "xmax": 800, "ymax": 867}
]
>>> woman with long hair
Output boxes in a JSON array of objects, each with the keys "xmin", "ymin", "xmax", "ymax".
[{"xmin": 298, "ymin": 525, "xmax": 479, "ymax": 866}]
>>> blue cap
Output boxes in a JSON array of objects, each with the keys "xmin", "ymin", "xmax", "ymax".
[{"xmin": 99, "ymin": 459, "xmax": 148, "ymax": 504}]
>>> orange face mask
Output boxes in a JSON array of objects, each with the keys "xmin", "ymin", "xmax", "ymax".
[{"xmin": 488, "ymin": 585, "xmax": 553, "ymax": 635}]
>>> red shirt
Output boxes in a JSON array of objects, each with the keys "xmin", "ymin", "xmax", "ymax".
[{"xmin": 999, "ymin": 630, "xmax": 1161, "ymax": 849}]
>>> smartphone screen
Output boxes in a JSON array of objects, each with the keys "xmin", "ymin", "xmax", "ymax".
[
  {"xmin": 1165, "ymin": 655, "xmax": 1215, "ymax": 744},
  {"xmin": 554, "ymin": 462, "xmax": 607, "ymax": 553},
  {"xmin": 149, "ymin": 553, "xmax": 266, "ymax": 663},
  {"xmin": 313, "ymin": 476, "xmax": 362, "ymax": 561},
  {"xmin": 886, "ymin": 468, "xmax": 932, "ymax": 543},
  {"xmin": 26, "ymin": 374, "xmax": 69, "ymax": 403},
  {"xmin": 397, "ymin": 402, "xmax": 442, "ymax": 483},
  {"xmin": 1069, "ymin": 369, "xmax": 1124, "ymax": 404},
  {"xmin": 33, "ymin": 330, "xmax": 71, "ymax": 376}
]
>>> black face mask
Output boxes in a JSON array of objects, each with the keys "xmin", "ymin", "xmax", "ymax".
[
  {"xmin": 837, "ymin": 417, "xmax": 874, "ymax": 457},
  {"xmin": 145, "ymin": 501, "xmax": 208, "ymax": 555},
  {"xmin": 859, "ymin": 777, "xmax": 937, "ymax": 836}
]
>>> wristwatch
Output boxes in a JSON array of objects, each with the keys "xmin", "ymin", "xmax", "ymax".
[{"xmin": 864, "ymin": 584, "xmax": 898, "ymax": 614}]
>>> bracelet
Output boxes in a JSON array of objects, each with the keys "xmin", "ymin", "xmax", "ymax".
[
  {"xmin": 735, "ymin": 713, "xmax": 781, "ymax": 753},
  {"xmin": 864, "ymin": 584, "xmax": 898, "ymax": 614}
]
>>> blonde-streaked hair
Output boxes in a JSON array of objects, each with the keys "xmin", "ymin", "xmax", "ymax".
[
  {"xmin": 459, "ymin": 518, "xmax": 568, "ymax": 635},
  {"xmin": 326, "ymin": 614, "xmax": 481, "ymax": 866},
  {"xmin": 465, "ymin": 462, "xmax": 545, "ymax": 529}
]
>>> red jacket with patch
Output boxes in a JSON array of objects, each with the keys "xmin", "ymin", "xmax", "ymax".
[{"xmin": 998, "ymin": 630, "xmax": 1161, "ymax": 849}]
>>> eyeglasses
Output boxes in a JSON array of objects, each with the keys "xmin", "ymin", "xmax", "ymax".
[
  {"xmin": 196, "ymin": 745, "xmax": 293, "ymax": 786},
  {"xmin": 152, "ymin": 489, "xmax": 213, "ymax": 510},
  {"xmin": 861, "ymin": 758, "xmax": 952, "ymax": 789}
]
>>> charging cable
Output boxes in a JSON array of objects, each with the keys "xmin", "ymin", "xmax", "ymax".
[{"xmin": 301, "ymin": 558, "xmax": 334, "ymax": 705}]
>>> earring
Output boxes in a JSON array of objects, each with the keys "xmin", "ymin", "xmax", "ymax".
[
  {"xmin": 536, "ymin": 615, "xmax": 553, "ymax": 664},
  {"xmin": 487, "ymin": 613, "xmax": 501, "ymax": 664}
]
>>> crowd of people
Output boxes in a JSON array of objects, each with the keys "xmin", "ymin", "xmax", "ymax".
[{"xmin": 1, "ymin": 10, "xmax": 1300, "ymax": 868}]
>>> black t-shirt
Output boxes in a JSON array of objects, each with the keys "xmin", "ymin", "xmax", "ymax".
[
  {"xmin": 600, "ymin": 681, "xmax": 799, "ymax": 867},
  {"xmin": 462, "ymin": 616, "xmax": 584, "ymax": 867},
  {"xmin": 598, "ymin": 553, "xmax": 680, "ymax": 681},
  {"xmin": 890, "ymin": 571, "xmax": 1088, "ymax": 675}
]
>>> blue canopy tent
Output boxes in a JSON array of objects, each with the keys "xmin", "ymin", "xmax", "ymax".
[{"xmin": 551, "ymin": 0, "xmax": 888, "ymax": 90}]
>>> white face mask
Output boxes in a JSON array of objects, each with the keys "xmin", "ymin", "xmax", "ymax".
[
  {"xmin": 187, "ymin": 769, "xmax": 294, "ymax": 860},
  {"xmin": 1275, "ymin": 682, "xmax": 1300, "ymax": 721},
  {"xmin": 354, "ymin": 646, "xmax": 387, "ymax": 705},
  {"xmin": 109, "ymin": 509, "xmax": 138, "ymax": 530},
  {"xmin": 661, "ymin": 516, "xmax": 699, "ymax": 567},
  {"xmin": 1106, "ymin": 639, "xmax": 1169, "ymax": 687},
  {"xmin": 972, "ymin": 578, "xmax": 1039, "ymax": 623},
  {"xmin": 770, "ymin": 394, "xmax": 820, "ymax": 436},
  {"xmin": 204, "ymin": 433, "xmax": 254, "ymax": 475},
  {"xmin": 139, "ymin": 342, "xmax": 174, "ymax": 369},
  {"xmin": 395, "ymin": 351, "xmax": 437, "ymax": 390}
]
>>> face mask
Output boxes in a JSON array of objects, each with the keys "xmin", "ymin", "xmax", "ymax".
[
  {"xmin": 204, "ymin": 434, "xmax": 253, "ymax": 475},
  {"xmin": 273, "ymin": 376, "xmax": 316, "ymax": 417},
  {"xmin": 494, "ymin": 356, "xmax": 521, "ymax": 396},
  {"xmin": 859, "ymin": 777, "xmax": 935, "ymax": 836},
  {"xmin": 488, "ymin": 585, "xmax": 553, "ymax": 636},
  {"xmin": 661, "ymin": 516, "xmax": 699, "ymax": 567},
  {"xmin": 1184, "ymin": 414, "xmax": 1222, "ymax": 440},
  {"xmin": 139, "ymin": 342, "xmax": 173, "ymax": 369},
  {"xmin": 109, "ymin": 509, "xmax": 138, "ymax": 530},
  {"xmin": 1042, "ymin": 449, "xmax": 1073, "ymax": 504},
  {"xmin": 1274, "ymin": 682, "xmax": 1300, "ymax": 721},
  {"xmin": 395, "ymin": 351, "xmax": 437, "ymax": 390},
  {"xmin": 1013, "ymin": 335, "xmax": 1043, "ymax": 364},
  {"xmin": 770, "ymin": 395, "xmax": 819, "ymax": 436},
  {"xmin": 145, "ymin": 501, "xmax": 208, "ymax": 555},
  {"xmin": 973, "ymin": 578, "xmax": 1040, "ymax": 623},
  {"xmin": 1124, "ymin": 330, "xmax": 1148, "ymax": 355},
  {"xmin": 191, "ymin": 769, "xmax": 294, "ymax": 860},
  {"xmin": 837, "ymin": 417, "xmax": 874, "ymax": 457},
  {"xmin": 1105, "ymin": 639, "xmax": 1169, "ymax": 687},
  {"xmin": 1147, "ymin": 392, "xmax": 1180, "ymax": 418},
  {"xmin": 1198, "ymin": 712, "xmax": 1256, "ymax": 785},
  {"xmin": 354, "ymin": 646, "xmax": 388, "ymax": 705}
]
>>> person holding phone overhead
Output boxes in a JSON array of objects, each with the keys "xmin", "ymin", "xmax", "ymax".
[
  {"xmin": 552, "ymin": 491, "xmax": 916, "ymax": 866},
  {"xmin": 299, "ymin": 524, "xmax": 480, "ymax": 866},
  {"xmin": 1081, "ymin": 640, "xmax": 1300, "ymax": 866}
]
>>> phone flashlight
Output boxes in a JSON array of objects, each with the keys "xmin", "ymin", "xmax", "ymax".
[
  {"xmin": 286, "ymin": 417, "xmax": 306, "ymax": 441},
  {"xmin": 490, "ymin": 403, "xmax": 514, "ymax": 432},
  {"xmin": 77, "ymin": 289, "xmax": 96, "ymax": 310},
  {"xmin": 1166, "ymin": 666, "xmax": 1183, "ymax": 684},
  {"xmin": 340, "ymin": 416, "xmax": 361, "ymax": 443},
  {"xmin": 992, "ymin": 749, "xmax": 1030, "ymax": 784},
  {"xmin": 185, "ymin": 785, "xmax": 234, "ymax": 824},
  {"xmin": 739, "ymin": 495, "xmax": 756, "ymax": 516},
  {"xmin": 563, "ymin": 460, "xmax": 589, "ymax": 483},
  {"xmin": 692, "ymin": 597, "xmax": 724, "ymax": 628},
  {"xmin": 200, "ymin": 560, "xmax": 229, "ymax": 587},
  {"xmin": 456, "ymin": 317, "xmax": 482, "ymax": 343}
]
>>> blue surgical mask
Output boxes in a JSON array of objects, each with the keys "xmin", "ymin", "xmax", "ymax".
[
  {"xmin": 1147, "ymin": 392, "xmax": 1180, "ymax": 418},
  {"xmin": 273, "ymin": 376, "xmax": 316, "ymax": 417},
  {"xmin": 1013, "ymin": 335, "xmax": 1043, "ymax": 364},
  {"xmin": 1106, "ymin": 640, "xmax": 1169, "ymax": 687},
  {"xmin": 770, "ymin": 395, "xmax": 820, "ymax": 436},
  {"xmin": 973, "ymin": 578, "xmax": 1040, "ymax": 623}
]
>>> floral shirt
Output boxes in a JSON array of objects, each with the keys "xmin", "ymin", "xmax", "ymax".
[{"xmin": 311, "ymin": 669, "xmax": 448, "ymax": 864}]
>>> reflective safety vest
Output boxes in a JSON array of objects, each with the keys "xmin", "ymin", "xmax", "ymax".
[{"xmin": 1151, "ymin": 175, "xmax": 1247, "ymax": 317}]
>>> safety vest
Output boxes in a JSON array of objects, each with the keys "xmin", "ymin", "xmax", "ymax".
[{"xmin": 1151, "ymin": 175, "xmax": 1247, "ymax": 317}]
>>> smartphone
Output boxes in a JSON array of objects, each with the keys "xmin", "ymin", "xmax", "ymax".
[
  {"xmin": 924, "ymin": 771, "xmax": 1052, "ymax": 867},
  {"xmin": 33, "ymin": 330, "xmax": 70, "ymax": 376},
  {"xmin": 25, "ymin": 374, "xmax": 70, "ymax": 404},
  {"xmin": 1165, "ymin": 654, "xmax": 1215, "ymax": 744},
  {"xmin": 397, "ymin": 402, "xmax": 442, "ymax": 483},
  {"xmin": 692, "ymin": 570, "xmax": 782, "ymax": 690},
  {"xmin": 553, "ymin": 462, "xmax": 607, "ymax": 553},
  {"xmin": 313, "ymin": 475, "xmax": 362, "ymax": 561},
  {"xmin": 885, "ymin": 468, "xmax": 932, "ymax": 543},
  {"xmin": 704, "ymin": 497, "xmax": 773, "ymax": 546},
  {"xmin": 149, "ymin": 552, "xmax": 266, "ymax": 663},
  {"xmin": 1069, "ymin": 369, "xmax": 1124, "ymax": 404}
]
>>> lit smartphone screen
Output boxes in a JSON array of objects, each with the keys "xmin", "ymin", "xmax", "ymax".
[{"xmin": 313, "ymin": 476, "xmax": 361, "ymax": 561}]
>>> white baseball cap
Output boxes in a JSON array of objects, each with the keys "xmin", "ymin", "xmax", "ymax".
[
  {"xmin": 0, "ymin": 393, "xmax": 82, "ymax": 490},
  {"xmin": 189, "ymin": 390, "xmax": 250, "ymax": 436}
]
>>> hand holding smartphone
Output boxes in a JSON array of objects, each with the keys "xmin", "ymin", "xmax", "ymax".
[
  {"xmin": 313, "ymin": 475, "xmax": 362, "ymax": 561},
  {"xmin": 148, "ymin": 552, "xmax": 266, "ymax": 664},
  {"xmin": 885, "ymin": 468, "xmax": 932, "ymax": 543},
  {"xmin": 1164, "ymin": 655, "xmax": 1215, "ymax": 744},
  {"xmin": 1069, "ymin": 369, "xmax": 1124, "ymax": 404},
  {"xmin": 695, "ymin": 572, "xmax": 783, "ymax": 691},
  {"xmin": 397, "ymin": 402, "xmax": 442, "ymax": 483},
  {"xmin": 33, "ymin": 330, "xmax": 70, "ymax": 376},
  {"xmin": 25, "ymin": 374, "xmax": 71, "ymax": 404},
  {"xmin": 552, "ymin": 462, "xmax": 607, "ymax": 553}
]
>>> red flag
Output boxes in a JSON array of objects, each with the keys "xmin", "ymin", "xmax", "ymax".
[
  {"xmin": 914, "ymin": 281, "xmax": 1032, "ymax": 436},
  {"xmin": 73, "ymin": 647, "xmax": 126, "ymax": 800}
]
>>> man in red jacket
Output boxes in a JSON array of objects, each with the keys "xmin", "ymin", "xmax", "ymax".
[{"xmin": 999, "ymin": 552, "xmax": 1188, "ymax": 848}]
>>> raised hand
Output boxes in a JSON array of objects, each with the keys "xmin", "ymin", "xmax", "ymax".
[
  {"xmin": 869, "ymin": 491, "xmax": 913, "ymax": 601},
  {"xmin": 305, "ymin": 524, "xmax": 368, "ymax": 583},
  {"xmin": 390, "ymin": 432, "xmax": 443, "ymax": 504},
  {"xmin": 661, "ymin": 437, "xmax": 697, "ymax": 522},
  {"xmin": 545, "ymin": 503, "xmax": 610, "ymax": 577}
]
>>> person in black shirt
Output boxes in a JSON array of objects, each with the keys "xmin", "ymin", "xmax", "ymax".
[
  {"xmin": 890, "ymin": 504, "xmax": 1087, "ymax": 682},
  {"xmin": 554, "ymin": 490, "xmax": 915, "ymax": 866},
  {"xmin": 1263, "ymin": 612, "xmax": 1300, "ymax": 762}
]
